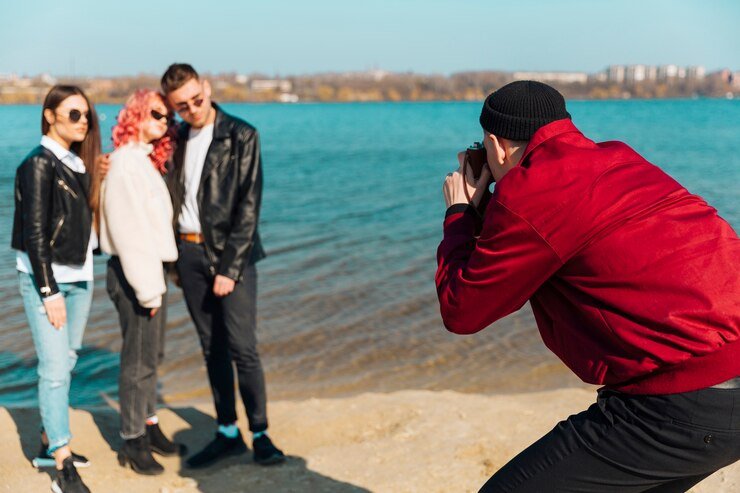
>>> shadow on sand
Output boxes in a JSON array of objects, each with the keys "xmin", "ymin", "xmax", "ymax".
[
  {"xmin": 169, "ymin": 406, "xmax": 371, "ymax": 493},
  {"xmin": 2, "ymin": 349, "xmax": 370, "ymax": 492}
]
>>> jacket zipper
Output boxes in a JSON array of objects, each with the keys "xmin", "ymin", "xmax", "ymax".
[
  {"xmin": 39, "ymin": 263, "xmax": 52, "ymax": 296},
  {"xmin": 50, "ymin": 217, "xmax": 64, "ymax": 246},
  {"xmin": 57, "ymin": 179, "xmax": 78, "ymax": 199}
]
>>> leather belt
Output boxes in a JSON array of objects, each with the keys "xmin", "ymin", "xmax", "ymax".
[
  {"xmin": 178, "ymin": 232, "xmax": 205, "ymax": 244},
  {"xmin": 711, "ymin": 377, "xmax": 740, "ymax": 389}
]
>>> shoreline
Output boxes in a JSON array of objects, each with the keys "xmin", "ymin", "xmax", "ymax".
[
  {"xmin": 0, "ymin": 96, "xmax": 736, "ymax": 107},
  {"xmin": 2, "ymin": 389, "xmax": 737, "ymax": 492}
]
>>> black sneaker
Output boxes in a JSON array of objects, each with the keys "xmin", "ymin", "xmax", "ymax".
[
  {"xmin": 33, "ymin": 443, "xmax": 90, "ymax": 469},
  {"xmin": 253, "ymin": 434, "xmax": 285, "ymax": 465},
  {"xmin": 185, "ymin": 431, "xmax": 248, "ymax": 469},
  {"xmin": 147, "ymin": 423, "xmax": 187, "ymax": 457},
  {"xmin": 51, "ymin": 456, "xmax": 91, "ymax": 493}
]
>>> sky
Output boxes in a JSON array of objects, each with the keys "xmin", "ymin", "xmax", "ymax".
[{"xmin": 1, "ymin": 0, "xmax": 738, "ymax": 77}]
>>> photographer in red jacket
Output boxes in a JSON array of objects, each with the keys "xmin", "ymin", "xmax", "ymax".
[{"xmin": 436, "ymin": 80, "xmax": 740, "ymax": 492}]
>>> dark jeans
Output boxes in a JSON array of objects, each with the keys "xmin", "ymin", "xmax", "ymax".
[
  {"xmin": 176, "ymin": 241, "xmax": 267, "ymax": 432},
  {"xmin": 480, "ymin": 387, "xmax": 740, "ymax": 492},
  {"xmin": 106, "ymin": 257, "xmax": 166, "ymax": 439}
]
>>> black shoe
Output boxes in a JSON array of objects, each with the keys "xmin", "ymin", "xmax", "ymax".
[
  {"xmin": 51, "ymin": 456, "xmax": 91, "ymax": 493},
  {"xmin": 185, "ymin": 431, "xmax": 248, "ymax": 469},
  {"xmin": 117, "ymin": 434, "xmax": 164, "ymax": 476},
  {"xmin": 34, "ymin": 443, "xmax": 91, "ymax": 469},
  {"xmin": 147, "ymin": 423, "xmax": 187, "ymax": 457},
  {"xmin": 253, "ymin": 434, "xmax": 285, "ymax": 465}
]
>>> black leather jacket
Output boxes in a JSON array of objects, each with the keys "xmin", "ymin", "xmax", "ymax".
[
  {"xmin": 12, "ymin": 146, "xmax": 93, "ymax": 298},
  {"xmin": 167, "ymin": 104, "xmax": 266, "ymax": 281}
]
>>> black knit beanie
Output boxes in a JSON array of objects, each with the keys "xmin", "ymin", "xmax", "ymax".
[{"xmin": 479, "ymin": 80, "xmax": 570, "ymax": 141}]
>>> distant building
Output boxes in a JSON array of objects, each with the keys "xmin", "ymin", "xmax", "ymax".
[
  {"xmin": 512, "ymin": 71, "xmax": 588, "ymax": 84},
  {"xmin": 709, "ymin": 69, "xmax": 733, "ymax": 83},
  {"xmin": 657, "ymin": 65, "xmax": 679, "ymax": 81},
  {"xmin": 590, "ymin": 72, "xmax": 608, "ymax": 83},
  {"xmin": 213, "ymin": 80, "xmax": 230, "ymax": 90},
  {"xmin": 235, "ymin": 74, "xmax": 249, "ymax": 84},
  {"xmin": 250, "ymin": 79, "xmax": 292, "ymax": 92},
  {"xmin": 339, "ymin": 70, "xmax": 389, "ymax": 81},
  {"xmin": 40, "ymin": 73, "xmax": 57, "ymax": 85},
  {"xmin": 14, "ymin": 78, "xmax": 33, "ymax": 88},
  {"xmin": 687, "ymin": 66, "xmax": 705, "ymax": 80},
  {"xmin": 279, "ymin": 93, "xmax": 299, "ymax": 103},
  {"xmin": 367, "ymin": 69, "xmax": 389, "ymax": 81},
  {"xmin": 607, "ymin": 65, "xmax": 625, "ymax": 83},
  {"xmin": 89, "ymin": 79, "xmax": 114, "ymax": 91},
  {"xmin": 625, "ymin": 65, "xmax": 647, "ymax": 84}
]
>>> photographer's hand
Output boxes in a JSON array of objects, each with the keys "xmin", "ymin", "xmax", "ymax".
[{"xmin": 442, "ymin": 153, "xmax": 492, "ymax": 209}]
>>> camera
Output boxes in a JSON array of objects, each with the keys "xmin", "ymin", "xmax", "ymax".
[
  {"xmin": 462, "ymin": 142, "xmax": 491, "ymax": 204},
  {"xmin": 464, "ymin": 142, "xmax": 487, "ymax": 180}
]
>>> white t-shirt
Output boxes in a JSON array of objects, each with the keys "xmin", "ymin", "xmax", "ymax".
[
  {"xmin": 178, "ymin": 124, "xmax": 214, "ymax": 233},
  {"xmin": 16, "ymin": 136, "xmax": 98, "ymax": 287}
]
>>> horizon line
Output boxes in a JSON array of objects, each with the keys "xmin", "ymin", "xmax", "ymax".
[{"xmin": 2, "ymin": 64, "xmax": 737, "ymax": 80}]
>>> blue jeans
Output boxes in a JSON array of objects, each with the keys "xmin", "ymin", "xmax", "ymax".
[{"xmin": 18, "ymin": 272, "xmax": 93, "ymax": 454}]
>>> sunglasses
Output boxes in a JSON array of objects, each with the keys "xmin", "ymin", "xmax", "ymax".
[
  {"xmin": 150, "ymin": 109, "xmax": 171, "ymax": 122},
  {"xmin": 61, "ymin": 109, "xmax": 91, "ymax": 123},
  {"xmin": 175, "ymin": 97, "xmax": 204, "ymax": 114}
]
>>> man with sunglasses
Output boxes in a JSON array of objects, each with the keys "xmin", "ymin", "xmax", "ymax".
[{"xmin": 161, "ymin": 63, "xmax": 284, "ymax": 468}]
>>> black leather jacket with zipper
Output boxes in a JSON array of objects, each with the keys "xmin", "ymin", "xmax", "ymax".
[
  {"xmin": 12, "ymin": 146, "xmax": 92, "ymax": 298},
  {"xmin": 167, "ymin": 104, "xmax": 266, "ymax": 281}
]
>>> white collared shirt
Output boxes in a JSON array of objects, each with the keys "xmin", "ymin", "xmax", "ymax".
[
  {"xmin": 178, "ymin": 124, "xmax": 214, "ymax": 233},
  {"xmin": 15, "ymin": 136, "xmax": 98, "ymax": 290}
]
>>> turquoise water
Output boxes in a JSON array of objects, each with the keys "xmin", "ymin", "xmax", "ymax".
[{"xmin": 0, "ymin": 100, "xmax": 738, "ymax": 407}]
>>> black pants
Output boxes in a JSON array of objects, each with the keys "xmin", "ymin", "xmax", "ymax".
[
  {"xmin": 480, "ymin": 387, "xmax": 740, "ymax": 492},
  {"xmin": 106, "ymin": 257, "xmax": 166, "ymax": 439},
  {"xmin": 176, "ymin": 241, "xmax": 267, "ymax": 432}
]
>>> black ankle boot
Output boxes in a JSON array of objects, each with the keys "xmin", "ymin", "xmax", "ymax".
[
  {"xmin": 147, "ymin": 422, "xmax": 187, "ymax": 457},
  {"xmin": 117, "ymin": 435, "xmax": 164, "ymax": 475}
]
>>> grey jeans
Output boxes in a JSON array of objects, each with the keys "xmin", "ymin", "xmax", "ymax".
[{"xmin": 106, "ymin": 257, "xmax": 166, "ymax": 439}]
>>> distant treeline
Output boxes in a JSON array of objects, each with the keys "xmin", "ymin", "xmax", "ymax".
[{"xmin": 0, "ymin": 70, "xmax": 736, "ymax": 105}]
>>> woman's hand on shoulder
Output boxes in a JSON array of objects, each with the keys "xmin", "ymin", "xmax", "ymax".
[{"xmin": 95, "ymin": 153, "xmax": 111, "ymax": 180}]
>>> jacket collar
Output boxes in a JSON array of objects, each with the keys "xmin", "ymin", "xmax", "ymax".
[
  {"xmin": 177, "ymin": 102, "xmax": 231, "ymax": 141},
  {"xmin": 517, "ymin": 118, "xmax": 582, "ymax": 167},
  {"xmin": 211, "ymin": 103, "xmax": 232, "ymax": 140},
  {"xmin": 40, "ymin": 135, "xmax": 86, "ymax": 173}
]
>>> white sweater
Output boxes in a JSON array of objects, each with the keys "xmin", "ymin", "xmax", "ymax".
[{"xmin": 100, "ymin": 142, "xmax": 178, "ymax": 308}]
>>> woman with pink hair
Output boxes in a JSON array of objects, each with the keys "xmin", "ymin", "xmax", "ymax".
[{"xmin": 99, "ymin": 90, "xmax": 184, "ymax": 475}]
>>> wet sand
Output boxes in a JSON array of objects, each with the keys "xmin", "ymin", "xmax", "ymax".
[{"xmin": 1, "ymin": 389, "xmax": 737, "ymax": 492}]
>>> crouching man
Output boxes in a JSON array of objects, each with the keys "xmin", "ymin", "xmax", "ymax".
[{"xmin": 436, "ymin": 80, "xmax": 739, "ymax": 492}]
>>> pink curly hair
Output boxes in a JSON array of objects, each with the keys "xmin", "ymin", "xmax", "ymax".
[{"xmin": 111, "ymin": 89, "xmax": 176, "ymax": 173}]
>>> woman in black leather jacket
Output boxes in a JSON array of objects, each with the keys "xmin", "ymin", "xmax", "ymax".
[{"xmin": 11, "ymin": 85, "xmax": 101, "ymax": 493}]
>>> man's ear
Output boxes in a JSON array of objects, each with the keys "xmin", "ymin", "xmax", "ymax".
[
  {"xmin": 203, "ymin": 80, "xmax": 212, "ymax": 98},
  {"xmin": 43, "ymin": 108, "xmax": 55, "ymax": 126},
  {"xmin": 486, "ymin": 133, "xmax": 506, "ymax": 167}
]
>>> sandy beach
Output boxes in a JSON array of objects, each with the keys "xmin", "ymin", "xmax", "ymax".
[{"xmin": 1, "ymin": 388, "xmax": 737, "ymax": 492}]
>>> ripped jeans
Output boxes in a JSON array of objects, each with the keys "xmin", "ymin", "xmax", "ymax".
[{"xmin": 18, "ymin": 272, "xmax": 92, "ymax": 454}]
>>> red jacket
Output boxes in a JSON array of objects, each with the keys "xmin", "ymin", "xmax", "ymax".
[{"xmin": 436, "ymin": 118, "xmax": 740, "ymax": 394}]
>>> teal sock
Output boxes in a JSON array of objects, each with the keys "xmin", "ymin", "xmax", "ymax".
[
  {"xmin": 253, "ymin": 431, "xmax": 267, "ymax": 440},
  {"xmin": 218, "ymin": 423, "xmax": 239, "ymax": 438}
]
